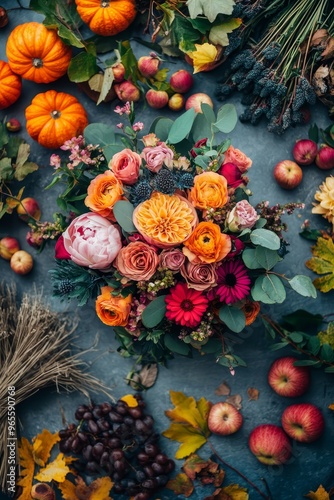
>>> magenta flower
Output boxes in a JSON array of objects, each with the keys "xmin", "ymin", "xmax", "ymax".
[{"xmin": 212, "ymin": 259, "xmax": 251, "ymax": 304}]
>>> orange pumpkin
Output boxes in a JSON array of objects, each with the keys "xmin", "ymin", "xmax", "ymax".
[
  {"xmin": 75, "ymin": 0, "xmax": 137, "ymax": 36},
  {"xmin": 25, "ymin": 90, "xmax": 89, "ymax": 149},
  {"xmin": 0, "ymin": 60, "xmax": 22, "ymax": 110},
  {"xmin": 6, "ymin": 22, "xmax": 72, "ymax": 84}
]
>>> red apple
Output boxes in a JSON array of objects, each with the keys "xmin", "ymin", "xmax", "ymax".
[
  {"xmin": 114, "ymin": 81, "xmax": 140, "ymax": 102},
  {"xmin": 292, "ymin": 139, "xmax": 318, "ymax": 165},
  {"xmin": 138, "ymin": 53, "xmax": 161, "ymax": 78},
  {"xmin": 185, "ymin": 93, "xmax": 213, "ymax": 113},
  {"xmin": 10, "ymin": 250, "xmax": 33, "ymax": 275},
  {"xmin": 268, "ymin": 356, "xmax": 310, "ymax": 398},
  {"xmin": 145, "ymin": 89, "xmax": 169, "ymax": 109},
  {"xmin": 170, "ymin": 69, "xmax": 194, "ymax": 94},
  {"xmin": 16, "ymin": 197, "xmax": 41, "ymax": 222},
  {"xmin": 248, "ymin": 424, "xmax": 291, "ymax": 465},
  {"xmin": 0, "ymin": 236, "xmax": 20, "ymax": 260},
  {"xmin": 315, "ymin": 146, "xmax": 334, "ymax": 170},
  {"xmin": 111, "ymin": 62, "xmax": 126, "ymax": 83},
  {"xmin": 207, "ymin": 402, "xmax": 243, "ymax": 436},
  {"xmin": 281, "ymin": 403, "xmax": 325, "ymax": 443},
  {"xmin": 273, "ymin": 160, "xmax": 303, "ymax": 190},
  {"xmin": 6, "ymin": 118, "xmax": 21, "ymax": 132},
  {"xmin": 168, "ymin": 93, "xmax": 185, "ymax": 111}
]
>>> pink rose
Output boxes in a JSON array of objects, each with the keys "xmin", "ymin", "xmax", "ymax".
[
  {"xmin": 218, "ymin": 162, "xmax": 246, "ymax": 188},
  {"xmin": 227, "ymin": 200, "xmax": 259, "ymax": 232},
  {"xmin": 62, "ymin": 213, "xmax": 122, "ymax": 269},
  {"xmin": 180, "ymin": 261, "xmax": 218, "ymax": 291},
  {"xmin": 223, "ymin": 146, "xmax": 252, "ymax": 173},
  {"xmin": 114, "ymin": 241, "xmax": 159, "ymax": 281},
  {"xmin": 108, "ymin": 148, "xmax": 141, "ymax": 185},
  {"xmin": 141, "ymin": 142, "xmax": 174, "ymax": 173},
  {"xmin": 159, "ymin": 248, "xmax": 185, "ymax": 271},
  {"xmin": 142, "ymin": 133, "xmax": 159, "ymax": 147}
]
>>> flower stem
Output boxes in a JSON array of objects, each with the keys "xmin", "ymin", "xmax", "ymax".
[{"xmin": 207, "ymin": 439, "xmax": 271, "ymax": 499}]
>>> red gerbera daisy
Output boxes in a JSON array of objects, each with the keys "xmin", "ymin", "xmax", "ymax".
[
  {"xmin": 214, "ymin": 259, "xmax": 251, "ymax": 304},
  {"xmin": 165, "ymin": 282, "xmax": 209, "ymax": 328}
]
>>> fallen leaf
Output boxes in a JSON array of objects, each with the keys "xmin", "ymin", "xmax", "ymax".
[
  {"xmin": 204, "ymin": 489, "xmax": 232, "ymax": 499},
  {"xmin": 328, "ymin": 403, "xmax": 334, "ymax": 411},
  {"xmin": 120, "ymin": 394, "xmax": 138, "ymax": 407},
  {"xmin": 221, "ymin": 484, "xmax": 249, "ymax": 499},
  {"xmin": 183, "ymin": 454, "xmax": 210, "ymax": 480},
  {"xmin": 34, "ymin": 453, "xmax": 70, "ymax": 483},
  {"xmin": 247, "ymin": 387, "xmax": 259, "ymax": 401},
  {"xmin": 321, "ymin": 37, "xmax": 334, "ymax": 59},
  {"xmin": 198, "ymin": 459, "xmax": 225, "ymax": 487},
  {"xmin": 215, "ymin": 382, "xmax": 231, "ymax": 396},
  {"xmin": 16, "ymin": 437, "xmax": 35, "ymax": 500},
  {"xmin": 166, "ymin": 473, "xmax": 194, "ymax": 497},
  {"xmin": 32, "ymin": 429, "xmax": 60, "ymax": 466},
  {"xmin": 138, "ymin": 363, "xmax": 158, "ymax": 389},
  {"xmin": 225, "ymin": 394, "xmax": 242, "ymax": 410},
  {"xmin": 59, "ymin": 476, "xmax": 113, "ymax": 500},
  {"xmin": 187, "ymin": 43, "xmax": 218, "ymax": 74},
  {"xmin": 305, "ymin": 484, "xmax": 330, "ymax": 500},
  {"xmin": 163, "ymin": 423, "xmax": 208, "ymax": 459},
  {"xmin": 306, "ymin": 237, "xmax": 334, "ymax": 292}
]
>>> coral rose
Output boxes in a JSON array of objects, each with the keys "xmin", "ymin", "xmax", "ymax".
[
  {"xmin": 189, "ymin": 171, "xmax": 228, "ymax": 210},
  {"xmin": 159, "ymin": 248, "xmax": 185, "ymax": 271},
  {"xmin": 223, "ymin": 145, "xmax": 252, "ymax": 173},
  {"xmin": 96, "ymin": 286, "xmax": 132, "ymax": 327},
  {"xmin": 183, "ymin": 221, "xmax": 231, "ymax": 263},
  {"xmin": 241, "ymin": 300, "xmax": 261, "ymax": 326},
  {"xmin": 62, "ymin": 212, "xmax": 122, "ymax": 269},
  {"xmin": 141, "ymin": 142, "xmax": 174, "ymax": 172},
  {"xmin": 114, "ymin": 241, "xmax": 159, "ymax": 281},
  {"xmin": 108, "ymin": 148, "xmax": 141, "ymax": 185},
  {"xmin": 84, "ymin": 170, "xmax": 124, "ymax": 220},
  {"xmin": 180, "ymin": 261, "xmax": 218, "ymax": 291}
]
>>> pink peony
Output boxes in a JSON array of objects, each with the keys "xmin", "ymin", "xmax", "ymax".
[
  {"xmin": 159, "ymin": 248, "xmax": 185, "ymax": 271},
  {"xmin": 141, "ymin": 142, "xmax": 174, "ymax": 172},
  {"xmin": 108, "ymin": 148, "xmax": 141, "ymax": 185},
  {"xmin": 62, "ymin": 213, "xmax": 122, "ymax": 269},
  {"xmin": 227, "ymin": 200, "xmax": 259, "ymax": 232},
  {"xmin": 114, "ymin": 241, "xmax": 159, "ymax": 281},
  {"xmin": 223, "ymin": 146, "xmax": 252, "ymax": 173},
  {"xmin": 180, "ymin": 261, "xmax": 218, "ymax": 291}
]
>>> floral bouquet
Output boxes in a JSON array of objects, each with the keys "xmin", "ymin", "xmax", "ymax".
[{"xmin": 48, "ymin": 102, "xmax": 316, "ymax": 374}]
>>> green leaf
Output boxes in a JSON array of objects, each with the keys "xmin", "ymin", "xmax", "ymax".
[
  {"xmin": 261, "ymin": 274, "xmax": 286, "ymax": 303},
  {"xmin": 255, "ymin": 218, "xmax": 267, "ymax": 229},
  {"xmin": 293, "ymin": 359, "xmax": 322, "ymax": 367},
  {"xmin": 102, "ymin": 144, "xmax": 124, "ymax": 163},
  {"xmin": 113, "ymin": 201, "xmax": 136, "ymax": 233},
  {"xmin": 242, "ymin": 248, "xmax": 262, "ymax": 269},
  {"xmin": 191, "ymin": 112, "xmax": 213, "ymax": 143},
  {"xmin": 251, "ymin": 276, "xmax": 275, "ymax": 304},
  {"xmin": 194, "ymin": 155, "xmax": 210, "ymax": 169},
  {"xmin": 29, "ymin": 0, "xmax": 82, "ymax": 27},
  {"xmin": 324, "ymin": 366, "xmax": 334, "ymax": 373},
  {"xmin": 212, "ymin": 104, "xmax": 237, "ymax": 134},
  {"xmin": 57, "ymin": 23, "xmax": 84, "ymax": 48},
  {"xmin": 282, "ymin": 310, "xmax": 324, "ymax": 329},
  {"xmin": 289, "ymin": 275, "xmax": 317, "ymax": 298},
  {"xmin": 172, "ymin": 14, "xmax": 200, "ymax": 52},
  {"xmin": 250, "ymin": 228, "xmax": 281, "ymax": 250},
  {"xmin": 0, "ymin": 157, "xmax": 13, "ymax": 181},
  {"xmin": 164, "ymin": 334, "xmax": 191, "ymax": 356},
  {"xmin": 209, "ymin": 18, "xmax": 242, "ymax": 47},
  {"xmin": 186, "ymin": 0, "xmax": 235, "ymax": 22},
  {"xmin": 262, "ymin": 320, "xmax": 277, "ymax": 340},
  {"xmin": 151, "ymin": 117, "xmax": 174, "ymax": 142},
  {"xmin": 167, "ymin": 108, "xmax": 196, "ymax": 144},
  {"xmin": 201, "ymin": 338, "xmax": 221, "ymax": 354},
  {"xmin": 0, "ymin": 122, "xmax": 9, "ymax": 148},
  {"xmin": 14, "ymin": 161, "xmax": 39, "ymax": 182},
  {"xmin": 218, "ymin": 305, "xmax": 246, "ymax": 333},
  {"xmin": 141, "ymin": 295, "xmax": 167, "ymax": 328},
  {"xmin": 96, "ymin": 67, "xmax": 115, "ymax": 105},
  {"xmin": 84, "ymin": 123, "xmax": 116, "ymax": 147},
  {"xmin": 269, "ymin": 341, "xmax": 289, "ymax": 351},
  {"xmin": 5, "ymin": 136, "xmax": 24, "ymax": 158},
  {"xmin": 255, "ymin": 246, "xmax": 281, "ymax": 270},
  {"xmin": 67, "ymin": 52, "xmax": 99, "ymax": 83},
  {"xmin": 308, "ymin": 123, "xmax": 319, "ymax": 143},
  {"xmin": 288, "ymin": 331, "xmax": 304, "ymax": 343},
  {"xmin": 188, "ymin": 17, "xmax": 212, "ymax": 34},
  {"xmin": 320, "ymin": 344, "xmax": 334, "ymax": 362},
  {"xmin": 307, "ymin": 336, "xmax": 321, "ymax": 355}
]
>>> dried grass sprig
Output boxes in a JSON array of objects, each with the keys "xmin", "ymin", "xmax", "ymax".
[{"xmin": 0, "ymin": 283, "xmax": 111, "ymax": 492}]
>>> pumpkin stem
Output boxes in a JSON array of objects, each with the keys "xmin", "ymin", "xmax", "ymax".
[
  {"xmin": 32, "ymin": 58, "xmax": 43, "ymax": 68},
  {"xmin": 101, "ymin": 1, "xmax": 110, "ymax": 6},
  {"xmin": 50, "ymin": 110, "xmax": 61, "ymax": 119}
]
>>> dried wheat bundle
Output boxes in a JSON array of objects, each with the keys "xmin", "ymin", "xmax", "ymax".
[{"xmin": 0, "ymin": 283, "xmax": 110, "ymax": 492}]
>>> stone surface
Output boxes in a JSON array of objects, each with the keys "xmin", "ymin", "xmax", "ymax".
[{"xmin": 1, "ymin": 1, "xmax": 334, "ymax": 499}]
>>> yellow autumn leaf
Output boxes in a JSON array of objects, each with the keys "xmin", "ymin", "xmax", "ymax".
[
  {"xmin": 305, "ymin": 485, "xmax": 330, "ymax": 500},
  {"xmin": 89, "ymin": 477, "xmax": 114, "ymax": 500},
  {"xmin": 306, "ymin": 237, "xmax": 334, "ymax": 292},
  {"xmin": 165, "ymin": 396, "xmax": 204, "ymax": 429},
  {"xmin": 209, "ymin": 18, "xmax": 242, "ymax": 47},
  {"xmin": 120, "ymin": 394, "xmax": 138, "ymax": 407},
  {"xmin": 16, "ymin": 437, "xmax": 35, "ymax": 500},
  {"xmin": 32, "ymin": 429, "xmax": 60, "ymax": 466},
  {"xmin": 58, "ymin": 479, "xmax": 77, "ymax": 499},
  {"xmin": 328, "ymin": 403, "xmax": 334, "ymax": 411},
  {"xmin": 222, "ymin": 483, "xmax": 249, "ymax": 499},
  {"xmin": 163, "ymin": 422, "xmax": 207, "ymax": 459},
  {"xmin": 187, "ymin": 43, "xmax": 218, "ymax": 74},
  {"xmin": 34, "ymin": 453, "xmax": 70, "ymax": 483},
  {"xmin": 170, "ymin": 390, "xmax": 189, "ymax": 407},
  {"xmin": 59, "ymin": 476, "xmax": 113, "ymax": 500}
]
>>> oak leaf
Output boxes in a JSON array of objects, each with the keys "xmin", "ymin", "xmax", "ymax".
[
  {"xmin": 32, "ymin": 429, "xmax": 60, "ymax": 466},
  {"xmin": 305, "ymin": 484, "xmax": 330, "ymax": 500},
  {"xmin": 34, "ymin": 453, "xmax": 70, "ymax": 483},
  {"xmin": 306, "ymin": 237, "xmax": 334, "ymax": 292},
  {"xmin": 17, "ymin": 437, "xmax": 35, "ymax": 500},
  {"xmin": 166, "ymin": 473, "xmax": 194, "ymax": 497}
]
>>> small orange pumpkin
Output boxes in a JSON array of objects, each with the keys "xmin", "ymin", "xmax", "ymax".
[
  {"xmin": 75, "ymin": 0, "xmax": 137, "ymax": 36},
  {"xmin": 0, "ymin": 60, "xmax": 22, "ymax": 110},
  {"xmin": 6, "ymin": 22, "xmax": 72, "ymax": 84},
  {"xmin": 25, "ymin": 90, "xmax": 89, "ymax": 149}
]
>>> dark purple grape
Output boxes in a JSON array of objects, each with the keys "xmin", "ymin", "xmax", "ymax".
[
  {"xmin": 82, "ymin": 445, "xmax": 93, "ymax": 461},
  {"xmin": 92, "ymin": 407, "xmax": 103, "ymax": 419},
  {"xmin": 143, "ymin": 465, "xmax": 154, "ymax": 478},
  {"xmin": 113, "ymin": 482, "xmax": 125, "ymax": 494},
  {"xmin": 142, "ymin": 478, "xmax": 158, "ymax": 489},
  {"xmin": 134, "ymin": 493, "xmax": 150, "ymax": 500},
  {"xmin": 108, "ymin": 411, "xmax": 123, "ymax": 423},
  {"xmin": 155, "ymin": 474, "xmax": 168, "ymax": 486},
  {"xmin": 113, "ymin": 460, "xmax": 126, "ymax": 475},
  {"xmin": 137, "ymin": 452, "xmax": 150, "ymax": 464},
  {"xmin": 128, "ymin": 406, "xmax": 143, "ymax": 419},
  {"xmin": 135, "ymin": 470, "xmax": 146, "ymax": 482},
  {"xmin": 92, "ymin": 442, "xmax": 104, "ymax": 460},
  {"xmin": 110, "ymin": 449, "xmax": 124, "ymax": 462},
  {"xmin": 144, "ymin": 443, "xmax": 159, "ymax": 457},
  {"xmin": 100, "ymin": 402, "xmax": 113, "ymax": 414},
  {"xmin": 82, "ymin": 411, "xmax": 93, "ymax": 420},
  {"xmin": 165, "ymin": 459, "xmax": 175, "ymax": 472},
  {"xmin": 134, "ymin": 420, "xmax": 149, "ymax": 434},
  {"xmin": 75, "ymin": 405, "xmax": 89, "ymax": 420},
  {"xmin": 71, "ymin": 436, "xmax": 82, "ymax": 453},
  {"xmin": 151, "ymin": 462, "xmax": 164, "ymax": 475},
  {"xmin": 97, "ymin": 418, "xmax": 110, "ymax": 431},
  {"xmin": 155, "ymin": 453, "xmax": 168, "ymax": 465},
  {"xmin": 88, "ymin": 420, "xmax": 99, "ymax": 434},
  {"xmin": 100, "ymin": 451, "xmax": 110, "ymax": 467},
  {"xmin": 59, "ymin": 438, "xmax": 72, "ymax": 453},
  {"xmin": 77, "ymin": 432, "xmax": 88, "ymax": 444},
  {"xmin": 142, "ymin": 415, "xmax": 154, "ymax": 428},
  {"xmin": 124, "ymin": 416, "xmax": 134, "ymax": 426},
  {"xmin": 108, "ymin": 437, "xmax": 122, "ymax": 449},
  {"xmin": 58, "ymin": 429, "xmax": 70, "ymax": 439},
  {"xmin": 85, "ymin": 461, "xmax": 99, "ymax": 474},
  {"xmin": 115, "ymin": 402, "xmax": 128, "ymax": 415}
]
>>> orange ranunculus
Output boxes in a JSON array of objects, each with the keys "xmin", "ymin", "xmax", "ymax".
[
  {"xmin": 96, "ymin": 286, "xmax": 132, "ymax": 327},
  {"xmin": 189, "ymin": 171, "xmax": 228, "ymax": 210},
  {"xmin": 84, "ymin": 170, "xmax": 124, "ymax": 220},
  {"xmin": 223, "ymin": 145, "xmax": 252, "ymax": 173},
  {"xmin": 108, "ymin": 148, "xmax": 141, "ymax": 185},
  {"xmin": 183, "ymin": 221, "xmax": 231, "ymax": 263},
  {"xmin": 241, "ymin": 300, "xmax": 261, "ymax": 326}
]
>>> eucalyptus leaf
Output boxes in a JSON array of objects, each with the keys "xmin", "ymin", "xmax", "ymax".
[
  {"xmin": 218, "ymin": 305, "xmax": 246, "ymax": 333},
  {"xmin": 164, "ymin": 333, "xmax": 191, "ymax": 356},
  {"xmin": 288, "ymin": 331, "xmax": 304, "ymax": 343},
  {"xmin": 269, "ymin": 341, "xmax": 289, "ymax": 351},
  {"xmin": 320, "ymin": 344, "xmax": 334, "ymax": 362},
  {"xmin": 250, "ymin": 228, "xmax": 280, "ymax": 250},
  {"xmin": 307, "ymin": 336, "xmax": 321, "ymax": 355},
  {"xmin": 151, "ymin": 118, "xmax": 174, "ymax": 142},
  {"xmin": 242, "ymin": 248, "xmax": 262, "ymax": 269},
  {"xmin": 251, "ymin": 276, "xmax": 276, "ymax": 304},
  {"xmin": 212, "ymin": 103, "xmax": 238, "ymax": 134},
  {"xmin": 282, "ymin": 310, "xmax": 324, "ymax": 329},
  {"xmin": 324, "ymin": 366, "xmax": 334, "ymax": 373},
  {"xmin": 84, "ymin": 123, "xmax": 116, "ymax": 147},
  {"xmin": 194, "ymin": 155, "xmax": 210, "ymax": 169},
  {"xmin": 255, "ymin": 218, "xmax": 267, "ymax": 229},
  {"xmin": 293, "ymin": 360, "xmax": 322, "ymax": 367},
  {"xmin": 261, "ymin": 274, "xmax": 286, "ymax": 303},
  {"xmin": 255, "ymin": 246, "xmax": 281, "ymax": 270},
  {"xmin": 141, "ymin": 295, "xmax": 167, "ymax": 329},
  {"xmin": 113, "ymin": 201, "xmax": 136, "ymax": 233},
  {"xmin": 102, "ymin": 144, "xmax": 124, "ymax": 163},
  {"xmin": 191, "ymin": 111, "xmax": 213, "ymax": 142},
  {"xmin": 289, "ymin": 275, "xmax": 317, "ymax": 298},
  {"xmin": 201, "ymin": 338, "xmax": 222, "ymax": 354},
  {"xmin": 167, "ymin": 108, "xmax": 196, "ymax": 144}
]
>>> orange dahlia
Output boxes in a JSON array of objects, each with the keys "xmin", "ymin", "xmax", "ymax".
[
  {"xmin": 133, "ymin": 192, "xmax": 198, "ymax": 248},
  {"xmin": 189, "ymin": 171, "xmax": 228, "ymax": 210},
  {"xmin": 183, "ymin": 221, "xmax": 231, "ymax": 263}
]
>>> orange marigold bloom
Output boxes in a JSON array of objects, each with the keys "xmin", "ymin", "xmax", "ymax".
[
  {"xmin": 133, "ymin": 192, "xmax": 198, "ymax": 248},
  {"xmin": 189, "ymin": 171, "xmax": 228, "ymax": 210},
  {"xmin": 183, "ymin": 221, "xmax": 231, "ymax": 263},
  {"xmin": 241, "ymin": 300, "xmax": 261, "ymax": 326},
  {"xmin": 84, "ymin": 170, "xmax": 124, "ymax": 220},
  {"xmin": 96, "ymin": 286, "xmax": 132, "ymax": 327}
]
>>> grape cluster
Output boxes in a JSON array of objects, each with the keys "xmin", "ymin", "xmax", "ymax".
[{"xmin": 59, "ymin": 395, "xmax": 175, "ymax": 499}]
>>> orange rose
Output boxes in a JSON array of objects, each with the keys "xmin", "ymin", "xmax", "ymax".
[
  {"xmin": 223, "ymin": 145, "xmax": 252, "ymax": 173},
  {"xmin": 85, "ymin": 171, "xmax": 124, "ymax": 220},
  {"xmin": 109, "ymin": 148, "xmax": 141, "ymax": 185},
  {"xmin": 189, "ymin": 171, "xmax": 228, "ymax": 210},
  {"xmin": 96, "ymin": 286, "xmax": 132, "ymax": 327},
  {"xmin": 114, "ymin": 241, "xmax": 159, "ymax": 281},
  {"xmin": 241, "ymin": 300, "xmax": 261, "ymax": 326},
  {"xmin": 183, "ymin": 221, "xmax": 231, "ymax": 263}
]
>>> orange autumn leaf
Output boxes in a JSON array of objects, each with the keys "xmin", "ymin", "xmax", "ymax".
[
  {"xmin": 59, "ymin": 476, "xmax": 113, "ymax": 500},
  {"xmin": 183, "ymin": 454, "xmax": 225, "ymax": 487},
  {"xmin": 166, "ymin": 472, "xmax": 194, "ymax": 497},
  {"xmin": 34, "ymin": 453, "xmax": 70, "ymax": 483},
  {"xmin": 32, "ymin": 429, "xmax": 60, "ymax": 466},
  {"xmin": 16, "ymin": 437, "xmax": 35, "ymax": 500},
  {"xmin": 120, "ymin": 394, "xmax": 138, "ymax": 407},
  {"xmin": 328, "ymin": 403, "xmax": 334, "ymax": 411},
  {"xmin": 183, "ymin": 453, "xmax": 210, "ymax": 480},
  {"xmin": 247, "ymin": 387, "xmax": 259, "ymax": 401},
  {"xmin": 305, "ymin": 485, "xmax": 330, "ymax": 500}
]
